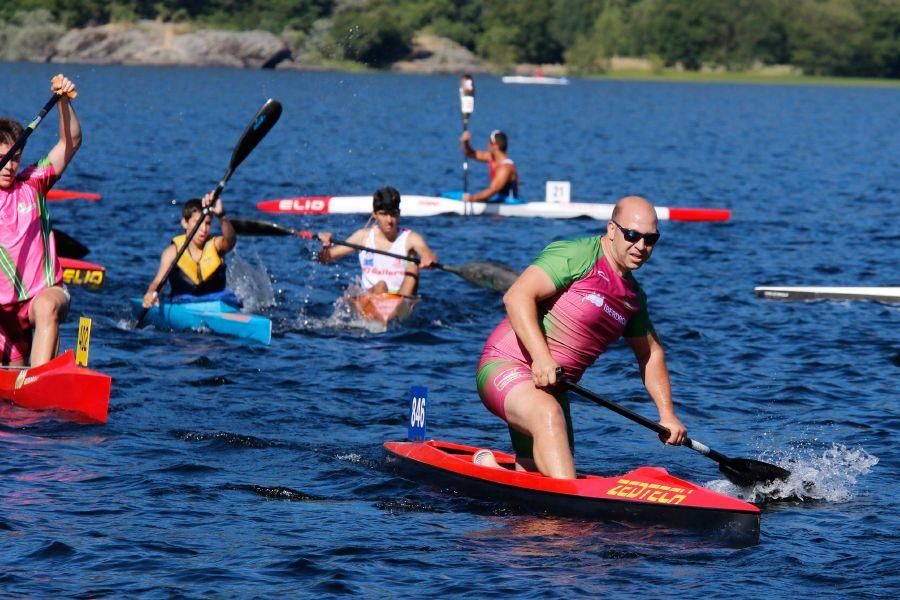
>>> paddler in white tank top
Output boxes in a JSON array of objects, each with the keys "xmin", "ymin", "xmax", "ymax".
[{"xmin": 316, "ymin": 186, "xmax": 439, "ymax": 296}]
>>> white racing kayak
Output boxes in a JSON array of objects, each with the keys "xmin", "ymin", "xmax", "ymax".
[
  {"xmin": 501, "ymin": 75, "xmax": 570, "ymax": 85},
  {"xmin": 755, "ymin": 286, "xmax": 900, "ymax": 302},
  {"xmin": 257, "ymin": 195, "xmax": 730, "ymax": 222}
]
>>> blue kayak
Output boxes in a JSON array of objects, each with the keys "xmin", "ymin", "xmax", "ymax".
[
  {"xmin": 132, "ymin": 291, "xmax": 271, "ymax": 345},
  {"xmin": 439, "ymin": 190, "xmax": 525, "ymax": 204}
]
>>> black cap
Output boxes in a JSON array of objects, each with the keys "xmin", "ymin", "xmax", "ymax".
[{"xmin": 373, "ymin": 186, "xmax": 401, "ymax": 212}]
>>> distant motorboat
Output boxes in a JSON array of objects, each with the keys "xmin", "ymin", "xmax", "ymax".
[{"xmin": 501, "ymin": 75, "xmax": 569, "ymax": 86}]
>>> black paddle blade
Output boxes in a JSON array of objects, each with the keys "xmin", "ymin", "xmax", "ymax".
[
  {"xmin": 719, "ymin": 458, "xmax": 791, "ymax": 487},
  {"xmin": 54, "ymin": 229, "xmax": 90, "ymax": 259},
  {"xmin": 229, "ymin": 99, "xmax": 282, "ymax": 174},
  {"xmin": 447, "ymin": 261, "xmax": 519, "ymax": 292},
  {"xmin": 230, "ymin": 218, "xmax": 294, "ymax": 237}
]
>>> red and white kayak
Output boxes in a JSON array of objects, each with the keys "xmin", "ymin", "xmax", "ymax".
[
  {"xmin": 258, "ymin": 195, "xmax": 730, "ymax": 222},
  {"xmin": 349, "ymin": 292, "xmax": 418, "ymax": 326},
  {"xmin": 385, "ymin": 439, "xmax": 760, "ymax": 544},
  {"xmin": 47, "ymin": 189, "xmax": 102, "ymax": 201},
  {"xmin": 0, "ymin": 350, "xmax": 111, "ymax": 423}
]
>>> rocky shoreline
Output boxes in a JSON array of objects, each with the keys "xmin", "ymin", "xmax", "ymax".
[{"xmin": 26, "ymin": 21, "xmax": 502, "ymax": 74}]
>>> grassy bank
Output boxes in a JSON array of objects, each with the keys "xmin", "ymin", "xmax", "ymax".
[{"xmin": 591, "ymin": 69, "xmax": 900, "ymax": 88}]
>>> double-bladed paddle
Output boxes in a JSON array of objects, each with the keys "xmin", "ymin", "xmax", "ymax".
[
  {"xmin": 134, "ymin": 99, "xmax": 282, "ymax": 327},
  {"xmin": 229, "ymin": 217, "xmax": 519, "ymax": 292},
  {"xmin": 560, "ymin": 372, "xmax": 791, "ymax": 487}
]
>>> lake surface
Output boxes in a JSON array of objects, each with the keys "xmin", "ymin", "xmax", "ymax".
[{"xmin": 0, "ymin": 63, "xmax": 897, "ymax": 597}]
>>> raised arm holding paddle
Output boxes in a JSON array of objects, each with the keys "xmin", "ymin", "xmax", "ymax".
[
  {"xmin": 0, "ymin": 74, "xmax": 80, "ymax": 367},
  {"xmin": 134, "ymin": 98, "xmax": 282, "ymax": 328}
]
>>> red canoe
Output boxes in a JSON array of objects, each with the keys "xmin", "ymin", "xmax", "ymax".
[
  {"xmin": 0, "ymin": 350, "xmax": 111, "ymax": 423},
  {"xmin": 385, "ymin": 440, "xmax": 760, "ymax": 544}
]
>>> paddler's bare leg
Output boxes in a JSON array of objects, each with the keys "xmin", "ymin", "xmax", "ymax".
[
  {"xmin": 28, "ymin": 286, "xmax": 69, "ymax": 367},
  {"xmin": 503, "ymin": 384, "xmax": 576, "ymax": 479}
]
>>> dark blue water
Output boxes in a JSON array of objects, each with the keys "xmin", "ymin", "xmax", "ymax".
[{"xmin": 1, "ymin": 64, "xmax": 898, "ymax": 597}]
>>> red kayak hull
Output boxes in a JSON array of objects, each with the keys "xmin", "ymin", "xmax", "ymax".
[
  {"xmin": 0, "ymin": 350, "xmax": 111, "ymax": 423},
  {"xmin": 59, "ymin": 257, "xmax": 106, "ymax": 289},
  {"xmin": 46, "ymin": 189, "xmax": 101, "ymax": 201},
  {"xmin": 385, "ymin": 440, "xmax": 760, "ymax": 544}
]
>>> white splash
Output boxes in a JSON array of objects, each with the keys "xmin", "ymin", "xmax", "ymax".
[
  {"xmin": 707, "ymin": 443, "xmax": 878, "ymax": 503},
  {"xmin": 228, "ymin": 252, "xmax": 276, "ymax": 312}
]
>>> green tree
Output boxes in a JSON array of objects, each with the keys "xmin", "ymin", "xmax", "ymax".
[{"xmin": 784, "ymin": 0, "xmax": 866, "ymax": 75}]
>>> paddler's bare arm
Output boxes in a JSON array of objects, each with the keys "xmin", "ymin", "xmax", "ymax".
[
  {"xmin": 627, "ymin": 332, "xmax": 687, "ymax": 445},
  {"xmin": 203, "ymin": 192, "xmax": 236, "ymax": 254},
  {"xmin": 467, "ymin": 163, "xmax": 514, "ymax": 202},
  {"xmin": 503, "ymin": 265, "xmax": 561, "ymax": 388},
  {"xmin": 316, "ymin": 228, "xmax": 366, "ymax": 263},
  {"xmin": 460, "ymin": 131, "xmax": 490, "ymax": 162},
  {"xmin": 47, "ymin": 74, "xmax": 81, "ymax": 177},
  {"xmin": 406, "ymin": 232, "xmax": 438, "ymax": 268},
  {"xmin": 142, "ymin": 245, "xmax": 177, "ymax": 308}
]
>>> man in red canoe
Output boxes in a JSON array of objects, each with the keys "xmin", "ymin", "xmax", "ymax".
[
  {"xmin": 475, "ymin": 195, "xmax": 688, "ymax": 478},
  {"xmin": 459, "ymin": 129, "xmax": 519, "ymax": 203},
  {"xmin": 316, "ymin": 186, "xmax": 438, "ymax": 296},
  {"xmin": 0, "ymin": 74, "xmax": 80, "ymax": 367},
  {"xmin": 142, "ymin": 192, "xmax": 236, "ymax": 308}
]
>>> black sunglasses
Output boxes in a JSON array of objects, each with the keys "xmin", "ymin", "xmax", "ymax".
[{"xmin": 611, "ymin": 220, "xmax": 661, "ymax": 245}]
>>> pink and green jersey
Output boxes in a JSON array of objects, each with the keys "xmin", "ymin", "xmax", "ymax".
[
  {"xmin": 0, "ymin": 157, "xmax": 62, "ymax": 305},
  {"xmin": 481, "ymin": 235, "xmax": 653, "ymax": 381}
]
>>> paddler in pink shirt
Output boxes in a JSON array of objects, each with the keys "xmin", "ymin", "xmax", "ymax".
[
  {"xmin": 475, "ymin": 196, "xmax": 688, "ymax": 478},
  {"xmin": 0, "ymin": 74, "xmax": 80, "ymax": 367},
  {"xmin": 316, "ymin": 186, "xmax": 439, "ymax": 296}
]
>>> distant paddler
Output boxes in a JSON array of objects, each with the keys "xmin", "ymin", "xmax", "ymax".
[
  {"xmin": 474, "ymin": 195, "xmax": 687, "ymax": 478},
  {"xmin": 142, "ymin": 192, "xmax": 236, "ymax": 307},
  {"xmin": 459, "ymin": 129, "xmax": 519, "ymax": 203},
  {"xmin": 317, "ymin": 186, "xmax": 439, "ymax": 297},
  {"xmin": 0, "ymin": 74, "xmax": 80, "ymax": 367}
]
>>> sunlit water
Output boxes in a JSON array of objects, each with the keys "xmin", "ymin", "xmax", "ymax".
[{"xmin": 0, "ymin": 63, "xmax": 897, "ymax": 597}]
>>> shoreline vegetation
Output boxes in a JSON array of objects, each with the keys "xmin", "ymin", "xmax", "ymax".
[{"xmin": 1, "ymin": 1, "xmax": 897, "ymax": 86}]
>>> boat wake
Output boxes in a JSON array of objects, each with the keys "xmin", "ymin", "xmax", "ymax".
[{"xmin": 708, "ymin": 443, "xmax": 878, "ymax": 503}]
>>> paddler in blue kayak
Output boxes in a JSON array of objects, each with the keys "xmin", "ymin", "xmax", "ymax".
[
  {"xmin": 316, "ymin": 186, "xmax": 438, "ymax": 296},
  {"xmin": 460, "ymin": 129, "xmax": 520, "ymax": 203},
  {"xmin": 475, "ymin": 195, "xmax": 687, "ymax": 478},
  {"xmin": 141, "ymin": 192, "xmax": 236, "ymax": 307}
]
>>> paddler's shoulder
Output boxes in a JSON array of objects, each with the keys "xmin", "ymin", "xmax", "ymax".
[{"xmin": 550, "ymin": 235, "xmax": 604, "ymax": 257}]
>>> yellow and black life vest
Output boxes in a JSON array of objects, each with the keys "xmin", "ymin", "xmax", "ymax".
[{"xmin": 168, "ymin": 234, "xmax": 226, "ymax": 296}]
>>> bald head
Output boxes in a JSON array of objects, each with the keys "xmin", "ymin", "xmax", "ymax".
[
  {"xmin": 605, "ymin": 196, "xmax": 660, "ymax": 273},
  {"xmin": 611, "ymin": 196, "xmax": 657, "ymax": 229}
]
